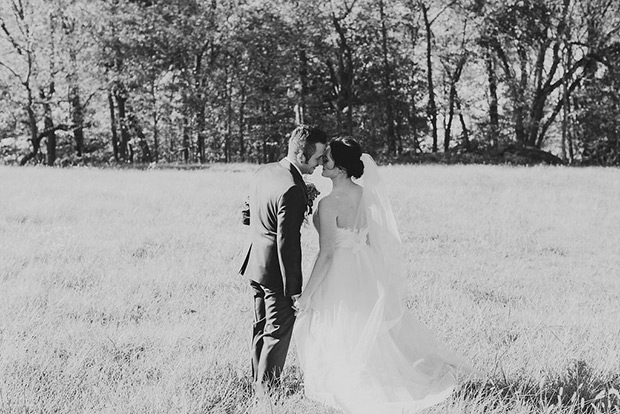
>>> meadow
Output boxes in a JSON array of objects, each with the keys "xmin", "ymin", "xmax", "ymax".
[{"xmin": 0, "ymin": 164, "xmax": 619, "ymax": 414}]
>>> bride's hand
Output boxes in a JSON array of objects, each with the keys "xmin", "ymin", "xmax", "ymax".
[{"xmin": 292, "ymin": 295, "xmax": 303, "ymax": 315}]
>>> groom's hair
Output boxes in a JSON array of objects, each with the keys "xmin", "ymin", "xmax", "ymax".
[{"xmin": 288, "ymin": 124, "xmax": 328, "ymax": 159}]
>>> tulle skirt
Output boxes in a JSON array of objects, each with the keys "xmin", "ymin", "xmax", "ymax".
[{"xmin": 294, "ymin": 243, "xmax": 471, "ymax": 414}]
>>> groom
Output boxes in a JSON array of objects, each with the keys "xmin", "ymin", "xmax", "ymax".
[{"xmin": 239, "ymin": 124, "xmax": 327, "ymax": 395}]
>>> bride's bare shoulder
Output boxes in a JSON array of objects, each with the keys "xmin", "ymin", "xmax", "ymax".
[{"xmin": 317, "ymin": 194, "xmax": 338, "ymax": 212}]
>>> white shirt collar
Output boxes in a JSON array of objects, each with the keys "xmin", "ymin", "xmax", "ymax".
[{"xmin": 285, "ymin": 156, "xmax": 303, "ymax": 177}]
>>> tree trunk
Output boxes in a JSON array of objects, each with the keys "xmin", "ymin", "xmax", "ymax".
[
  {"xmin": 444, "ymin": 55, "xmax": 466, "ymax": 152},
  {"xmin": 170, "ymin": 119, "xmax": 177, "ymax": 156},
  {"xmin": 153, "ymin": 117, "xmax": 159, "ymax": 162},
  {"xmin": 379, "ymin": 0, "xmax": 396, "ymax": 155},
  {"xmin": 331, "ymin": 13, "xmax": 355, "ymax": 134},
  {"xmin": 196, "ymin": 104, "xmax": 206, "ymax": 163},
  {"xmin": 225, "ymin": 68, "xmax": 232, "ymax": 163},
  {"xmin": 239, "ymin": 83, "xmax": 246, "ymax": 159},
  {"xmin": 528, "ymin": 89, "xmax": 547, "ymax": 146},
  {"xmin": 561, "ymin": 38, "xmax": 569, "ymax": 162},
  {"xmin": 45, "ymin": 122, "xmax": 57, "ymax": 166},
  {"xmin": 68, "ymin": 47, "xmax": 84, "ymax": 158},
  {"xmin": 394, "ymin": 76, "xmax": 404, "ymax": 154},
  {"xmin": 421, "ymin": 4, "xmax": 438, "ymax": 152},
  {"xmin": 261, "ymin": 100, "xmax": 270, "ymax": 164},
  {"xmin": 486, "ymin": 47, "xmax": 499, "ymax": 147},
  {"xmin": 194, "ymin": 52, "xmax": 206, "ymax": 163},
  {"xmin": 326, "ymin": 59, "xmax": 342, "ymax": 130},
  {"xmin": 151, "ymin": 80, "xmax": 159, "ymax": 162},
  {"xmin": 126, "ymin": 112, "xmax": 151, "ymax": 163},
  {"xmin": 19, "ymin": 79, "xmax": 40, "ymax": 165},
  {"xmin": 70, "ymin": 85, "xmax": 85, "ymax": 157},
  {"xmin": 62, "ymin": 11, "xmax": 85, "ymax": 159},
  {"xmin": 115, "ymin": 84, "xmax": 131, "ymax": 162},
  {"xmin": 456, "ymin": 96, "xmax": 470, "ymax": 151},
  {"xmin": 514, "ymin": 43, "xmax": 528, "ymax": 144},
  {"xmin": 297, "ymin": 46, "xmax": 309, "ymax": 125},
  {"xmin": 567, "ymin": 92, "xmax": 574, "ymax": 163},
  {"xmin": 21, "ymin": 125, "xmax": 74, "ymax": 165},
  {"xmin": 108, "ymin": 91, "xmax": 120, "ymax": 162},
  {"xmin": 444, "ymin": 106, "xmax": 452, "ymax": 153},
  {"xmin": 562, "ymin": 6, "xmax": 572, "ymax": 163},
  {"xmin": 182, "ymin": 117, "xmax": 190, "ymax": 163},
  {"xmin": 444, "ymin": 91, "xmax": 455, "ymax": 152},
  {"xmin": 491, "ymin": 40, "xmax": 527, "ymax": 145},
  {"xmin": 40, "ymin": 85, "xmax": 57, "ymax": 166},
  {"xmin": 561, "ymin": 89, "xmax": 567, "ymax": 161}
]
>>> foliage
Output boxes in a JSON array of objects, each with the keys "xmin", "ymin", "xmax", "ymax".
[
  {"xmin": 572, "ymin": 43, "xmax": 620, "ymax": 166},
  {"xmin": 0, "ymin": 0, "xmax": 619, "ymax": 166}
]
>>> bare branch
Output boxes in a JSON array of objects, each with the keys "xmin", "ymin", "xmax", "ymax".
[
  {"xmin": 24, "ymin": 50, "xmax": 32, "ymax": 86},
  {"xmin": 537, "ymin": 78, "xmax": 582, "ymax": 147},
  {"xmin": 429, "ymin": 0, "xmax": 457, "ymax": 27},
  {"xmin": 11, "ymin": 0, "xmax": 29, "ymax": 40},
  {"xmin": 15, "ymin": 0, "xmax": 25, "ymax": 21},
  {"xmin": 0, "ymin": 17, "xmax": 25, "ymax": 55},
  {"xmin": 600, "ymin": 0, "xmax": 616, "ymax": 18},
  {"xmin": 82, "ymin": 87, "xmax": 105, "ymax": 109},
  {"xmin": 602, "ymin": 25, "xmax": 620, "ymax": 46},
  {"xmin": 0, "ymin": 60, "xmax": 24, "ymax": 83},
  {"xmin": 331, "ymin": 0, "xmax": 358, "ymax": 21}
]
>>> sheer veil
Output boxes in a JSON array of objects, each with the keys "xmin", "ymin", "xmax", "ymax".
[
  {"xmin": 355, "ymin": 154, "xmax": 408, "ymax": 323},
  {"xmin": 356, "ymin": 153, "xmax": 400, "ymax": 244},
  {"xmin": 357, "ymin": 154, "xmax": 477, "ymax": 379}
]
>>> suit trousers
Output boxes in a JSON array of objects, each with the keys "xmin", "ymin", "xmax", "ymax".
[{"xmin": 250, "ymin": 280, "xmax": 296, "ymax": 391}]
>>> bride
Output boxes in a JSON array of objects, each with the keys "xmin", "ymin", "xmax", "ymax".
[{"xmin": 294, "ymin": 136, "xmax": 474, "ymax": 414}]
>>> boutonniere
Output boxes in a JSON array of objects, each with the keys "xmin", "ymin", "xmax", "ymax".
[
  {"xmin": 241, "ymin": 198, "xmax": 250, "ymax": 226},
  {"xmin": 305, "ymin": 181, "xmax": 320, "ymax": 215}
]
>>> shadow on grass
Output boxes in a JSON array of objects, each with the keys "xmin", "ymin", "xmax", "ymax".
[
  {"xmin": 458, "ymin": 360, "xmax": 620, "ymax": 413},
  {"xmin": 207, "ymin": 360, "xmax": 619, "ymax": 413}
]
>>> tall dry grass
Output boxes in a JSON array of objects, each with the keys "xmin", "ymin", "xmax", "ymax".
[{"xmin": 0, "ymin": 164, "xmax": 618, "ymax": 414}]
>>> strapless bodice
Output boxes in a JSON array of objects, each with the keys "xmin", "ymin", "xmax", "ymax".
[{"xmin": 335, "ymin": 227, "xmax": 369, "ymax": 253}]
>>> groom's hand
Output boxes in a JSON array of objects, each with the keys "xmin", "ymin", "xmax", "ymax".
[
  {"xmin": 291, "ymin": 294, "xmax": 301, "ymax": 313},
  {"xmin": 241, "ymin": 200, "xmax": 250, "ymax": 225}
]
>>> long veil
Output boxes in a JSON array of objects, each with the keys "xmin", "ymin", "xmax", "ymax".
[
  {"xmin": 356, "ymin": 155, "xmax": 475, "ymax": 373},
  {"xmin": 354, "ymin": 154, "xmax": 408, "ymax": 324},
  {"xmin": 356, "ymin": 154, "xmax": 400, "ymax": 244}
]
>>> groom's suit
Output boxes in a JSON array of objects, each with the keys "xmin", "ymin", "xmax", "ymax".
[{"xmin": 239, "ymin": 158, "xmax": 307, "ymax": 389}]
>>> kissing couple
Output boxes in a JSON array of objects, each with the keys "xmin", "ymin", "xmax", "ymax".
[{"xmin": 239, "ymin": 125, "xmax": 474, "ymax": 414}]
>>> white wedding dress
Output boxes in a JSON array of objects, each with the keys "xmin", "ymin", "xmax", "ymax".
[{"xmin": 294, "ymin": 155, "xmax": 473, "ymax": 414}]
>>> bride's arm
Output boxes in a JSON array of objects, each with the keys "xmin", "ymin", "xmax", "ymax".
[{"xmin": 298, "ymin": 197, "xmax": 338, "ymax": 306}]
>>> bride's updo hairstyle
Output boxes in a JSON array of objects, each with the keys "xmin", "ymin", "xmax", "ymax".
[{"xmin": 329, "ymin": 136, "xmax": 364, "ymax": 179}]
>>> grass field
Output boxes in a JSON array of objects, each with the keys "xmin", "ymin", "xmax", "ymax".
[{"xmin": 0, "ymin": 164, "xmax": 619, "ymax": 414}]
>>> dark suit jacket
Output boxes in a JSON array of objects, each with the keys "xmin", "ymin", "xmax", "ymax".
[{"xmin": 239, "ymin": 159, "xmax": 307, "ymax": 297}]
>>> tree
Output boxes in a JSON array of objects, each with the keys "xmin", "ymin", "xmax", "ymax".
[
  {"xmin": 0, "ymin": 0, "xmax": 41, "ymax": 164},
  {"xmin": 378, "ymin": 0, "xmax": 397, "ymax": 155},
  {"xmin": 480, "ymin": 0, "xmax": 620, "ymax": 149},
  {"xmin": 572, "ymin": 0, "xmax": 620, "ymax": 164},
  {"xmin": 1, "ymin": 0, "xmax": 619, "ymax": 166},
  {"xmin": 420, "ymin": 1, "xmax": 438, "ymax": 152},
  {"xmin": 327, "ymin": 0, "xmax": 359, "ymax": 135},
  {"xmin": 437, "ymin": 2, "xmax": 475, "ymax": 152}
]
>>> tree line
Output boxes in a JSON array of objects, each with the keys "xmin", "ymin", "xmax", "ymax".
[{"xmin": 1, "ymin": 0, "xmax": 619, "ymax": 167}]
